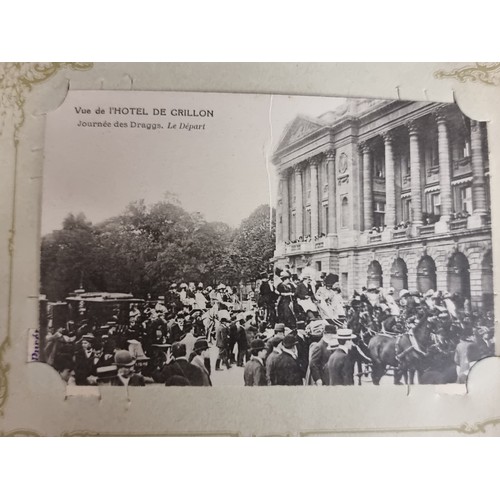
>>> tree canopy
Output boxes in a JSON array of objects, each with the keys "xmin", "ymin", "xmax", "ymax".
[{"xmin": 41, "ymin": 201, "xmax": 275, "ymax": 301}]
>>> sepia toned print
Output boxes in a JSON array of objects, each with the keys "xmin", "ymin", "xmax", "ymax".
[{"xmin": 38, "ymin": 91, "xmax": 494, "ymax": 389}]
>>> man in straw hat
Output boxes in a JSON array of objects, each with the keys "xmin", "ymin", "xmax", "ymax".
[{"xmin": 326, "ymin": 328, "xmax": 357, "ymax": 386}]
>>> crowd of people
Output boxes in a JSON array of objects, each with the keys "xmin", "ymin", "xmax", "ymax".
[{"xmin": 42, "ymin": 271, "xmax": 495, "ymax": 387}]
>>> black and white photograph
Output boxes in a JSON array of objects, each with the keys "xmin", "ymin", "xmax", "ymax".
[{"xmin": 37, "ymin": 90, "xmax": 495, "ymax": 388}]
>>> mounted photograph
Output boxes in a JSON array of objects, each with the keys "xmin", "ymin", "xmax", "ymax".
[{"xmin": 37, "ymin": 90, "xmax": 495, "ymax": 389}]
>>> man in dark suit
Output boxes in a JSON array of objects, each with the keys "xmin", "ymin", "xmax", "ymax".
[
  {"xmin": 74, "ymin": 334, "xmax": 97, "ymax": 385},
  {"xmin": 326, "ymin": 329, "xmax": 357, "ymax": 386},
  {"xmin": 308, "ymin": 324, "xmax": 338, "ymax": 385},
  {"xmin": 161, "ymin": 342, "xmax": 205, "ymax": 386},
  {"xmin": 258, "ymin": 274, "xmax": 278, "ymax": 327},
  {"xmin": 244, "ymin": 339, "xmax": 267, "ymax": 386},
  {"xmin": 294, "ymin": 321, "xmax": 310, "ymax": 380},
  {"xmin": 274, "ymin": 334, "xmax": 303, "ymax": 386},
  {"xmin": 170, "ymin": 312, "xmax": 186, "ymax": 343}
]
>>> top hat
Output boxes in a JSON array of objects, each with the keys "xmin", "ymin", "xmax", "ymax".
[
  {"xmin": 274, "ymin": 323, "xmax": 285, "ymax": 333},
  {"xmin": 282, "ymin": 334, "xmax": 298, "ymax": 349},
  {"xmin": 296, "ymin": 321, "xmax": 306, "ymax": 330},
  {"xmin": 114, "ymin": 350, "xmax": 136, "ymax": 367}
]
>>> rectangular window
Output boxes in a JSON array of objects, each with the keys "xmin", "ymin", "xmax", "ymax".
[
  {"xmin": 374, "ymin": 156, "xmax": 385, "ymax": 179},
  {"xmin": 427, "ymin": 192, "xmax": 440, "ymax": 215},
  {"xmin": 402, "ymin": 198, "xmax": 412, "ymax": 221},
  {"xmin": 373, "ymin": 201, "xmax": 386, "ymax": 228},
  {"xmin": 316, "ymin": 261, "xmax": 322, "ymax": 272},
  {"xmin": 459, "ymin": 186, "xmax": 472, "ymax": 213},
  {"xmin": 431, "ymin": 136, "xmax": 439, "ymax": 166},
  {"xmin": 305, "ymin": 208, "xmax": 311, "ymax": 236}
]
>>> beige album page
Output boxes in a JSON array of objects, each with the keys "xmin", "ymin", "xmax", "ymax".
[{"xmin": 1, "ymin": 62, "xmax": 500, "ymax": 436}]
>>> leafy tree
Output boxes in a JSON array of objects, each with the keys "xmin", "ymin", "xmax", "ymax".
[
  {"xmin": 225, "ymin": 205, "xmax": 275, "ymax": 284},
  {"xmin": 41, "ymin": 213, "xmax": 104, "ymax": 300},
  {"xmin": 41, "ymin": 201, "xmax": 276, "ymax": 301}
]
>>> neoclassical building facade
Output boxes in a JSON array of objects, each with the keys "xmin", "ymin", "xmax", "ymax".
[{"xmin": 272, "ymin": 99, "xmax": 493, "ymax": 309}]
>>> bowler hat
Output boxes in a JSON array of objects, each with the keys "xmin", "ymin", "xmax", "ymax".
[
  {"xmin": 194, "ymin": 338, "xmax": 209, "ymax": 352},
  {"xmin": 250, "ymin": 339, "xmax": 266, "ymax": 351},
  {"xmin": 296, "ymin": 321, "xmax": 306, "ymax": 330},
  {"xmin": 282, "ymin": 334, "xmax": 298, "ymax": 349},
  {"xmin": 114, "ymin": 350, "xmax": 136, "ymax": 367}
]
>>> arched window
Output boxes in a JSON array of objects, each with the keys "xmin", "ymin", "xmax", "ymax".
[
  {"xmin": 367, "ymin": 260, "xmax": 383, "ymax": 288},
  {"xmin": 447, "ymin": 252, "xmax": 470, "ymax": 301},
  {"xmin": 341, "ymin": 196, "xmax": 349, "ymax": 228},
  {"xmin": 390, "ymin": 258, "xmax": 408, "ymax": 294},
  {"xmin": 417, "ymin": 255, "xmax": 437, "ymax": 293}
]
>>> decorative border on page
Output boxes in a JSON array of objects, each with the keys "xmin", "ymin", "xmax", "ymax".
[{"xmin": 434, "ymin": 62, "xmax": 500, "ymax": 86}]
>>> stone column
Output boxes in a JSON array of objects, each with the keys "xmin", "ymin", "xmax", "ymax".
[
  {"xmin": 294, "ymin": 165, "xmax": 304, "ymax": 239},
  {"xmin": 276, "ymin": 177, "xmax": 283, "ymax": 245},
  {"xmin": 383, "ymin": 131, "xmax": 396, "ymax": 229},
  {"xmin": 470, "ymin": 120, "xmax": 488, "ymax": 221},
  {"xmin": 359, "ymin": 141, "xmax": 373, "ymax": 231},
  {"xmin": 435, "ymin": 109, "xmax": 452, "ymax": 233},
  {"xmin": 407, "ymin": 120, "xmax": 423, "ymax": 233},
  {"xmin": 326, "ymin": 149, "xmax": 336, "ymax": 234},
  {"xmin": 281, "ymin": 170, "xmax": 290, "ymax": 242},
  {"xmin": 310, "ymin": 158, "xmax": 319, "ymax": 237}
]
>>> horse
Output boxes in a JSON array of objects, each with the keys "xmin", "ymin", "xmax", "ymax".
[{"xmin": 368, "ymin": 309, "xmax": 432, "ymax": 385}]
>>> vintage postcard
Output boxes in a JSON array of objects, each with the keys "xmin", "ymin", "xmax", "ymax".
[{"xmin": 1, "ymin": 63, "xmax": 500, "ymax": 436}]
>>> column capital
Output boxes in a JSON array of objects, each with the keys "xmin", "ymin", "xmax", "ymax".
[
  {"xmin": 433, "ymin": 105, "xmax": 448, "ymax": 125},
  {"xmin": 470, "ymin": 119, "xmax": 481, "ymax": 132},
  {"xmin": 309, "ymin": 156, "xmax": 320, "ymax": 169},
  {"xmin": 358, "ymin": 140, "xmax": 372, "ymax": 153},
  {"xmin": 382, "ymin": 130, "xmax": 395, "ymax": 144},
  {"xmin": 293, "ymin": 164, "xmax": 303, "ymax": 174},
  {"xmin": 279, "ymin": 168, "xmax": 290, "ymax": 179},
  {"xmin": 405, "ymin": 119, "xmax": 421, "ymax": 136},
  {"xmin": 325, "ymin": 148, "xmax": 336, "ymax": 160}
]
